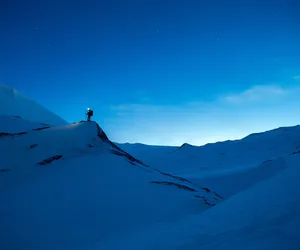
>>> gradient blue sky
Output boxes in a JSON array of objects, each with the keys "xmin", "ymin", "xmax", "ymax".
[{"xmin": 1, "ymin": 0, "xmax": 300, "ymax": 145}]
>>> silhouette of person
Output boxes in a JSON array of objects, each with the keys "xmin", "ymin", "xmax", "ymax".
[{"xmin": 86, "ymin": 108, "xmax": 94, "ymax": 121}]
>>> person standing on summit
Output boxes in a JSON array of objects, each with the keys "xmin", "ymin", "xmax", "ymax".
[{"xmin": 86, "ymin": 108, "xmax": 94, "ymax": 121}]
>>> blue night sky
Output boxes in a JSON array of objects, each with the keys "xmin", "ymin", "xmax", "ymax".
[{"xmin": 1, "ymin": 0, "xmax": 300, "ymax": 145}]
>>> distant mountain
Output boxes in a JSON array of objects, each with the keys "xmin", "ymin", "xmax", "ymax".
[
  {"xmin": 0, "ymin": 84, "xmax": 67, "ymax": 126},
  {"xmin": 119, "ymin": 124, "xmax": 300, "ymax": 198},
  {"xmin": 120, "ymin": 125, "xmax": 300, "ymax": 174}
]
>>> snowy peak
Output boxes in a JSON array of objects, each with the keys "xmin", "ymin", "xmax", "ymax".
[
  {"xmin": 0, "ymin": 118, "xmax": 222, "ymax": 207},
  {"xmin": 242, "ymin": 124, "xmax": 300, "ymax": 142},
  {"xmin": 0, "ymin": 84, "xmax": 67, "ymax": 126},
  {"xmin": 173, "ymin": 124, "xmax": 300, "ymax": 171},
  {"xmin": 179, "ymin": 143, "xmax": 194, "ymax": 149}
]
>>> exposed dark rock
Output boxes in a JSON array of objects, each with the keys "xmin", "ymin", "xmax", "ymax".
[
  {"xmin": 88, "ymin": 144, "xmax": 95, "ymax": 148},
  {"xmin": 213, "ymin": 191, "xmax": 223, "ymax": 199},
  {"xmin": 29, "ymin": 144, "xmax": 38, "ymax": 149},
  {"xmin": 32, "ymin": 126, "xmax": 50, "ymax": 131},
  {"xmin": 200, "ymin": 187, "xmax": 223, "ymax": 201},
  {"xmin": 0, "ymin": 132, "xmax": 10, "ymax": 137},
  {"xmin": 38, "ymin": 155, "xmax": 63, "ymax": 165},
  {"xmin": 14, "ymin": 132, "xmax": 27, "ymax": 136},
  {"xmin": 292, "ymin": 150, "xmax": 300, "ymax": 155},
  {"xmin": 0, "ymin": 169, "xmax": 10, "ymax": 172},
  {"xmin": 195, "ymin": 195, "xmax": 215, "ymax": 207},
  {"xmin": 0, "ymin": 131, "xmax": 27, "ymax": 138},
  {"xmin": 153, "ymin": 168, "xmax": 191, "ymax": 183},
  {"xmin": 111, "ymin": 149, "xmax": 123, "ymax": 156},
  {"xmin": 150, "ymin": 181, "xmax": 196, "ymax": 192},
  {"xmin": 96, "ymin": 123, "xmax": 109, "ymax": 141},
  {"xmin": 201, "ymin": 187, "xmax": 211, "ymax": 192},
  {"xmin": 110, "ymin": 147, "xmax": 146, "ymax": 167}
]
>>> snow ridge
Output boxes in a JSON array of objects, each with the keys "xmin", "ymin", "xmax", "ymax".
[{"xmin": 0, "ymin": 84, "xmax": 67, "ymax": 126}]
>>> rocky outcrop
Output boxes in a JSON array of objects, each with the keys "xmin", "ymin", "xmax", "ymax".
[
  {"xmin": 195, "ymin": 195, "xmax": 216, "ymax": 207},
  {"xmin": 0, "ymin": 126, "xmax": 50, "ymax": 139},
  {"xmin": 38, "ymin": 155, "xmax": 63, "ymax": 165},
  {"xmin": 153, "ymin": 168, "xmax": 191, "ymax": 183},
  {"xmin": 150, "ymin": 181, "xmax": 196, "ymax": 192},
  {"xmin": 32, "ymin": 126, "xmax": 50, "ymax": 131},
  {"xmin": 0, "ymin": 131, "xmax": 27, "ymax": 138}
]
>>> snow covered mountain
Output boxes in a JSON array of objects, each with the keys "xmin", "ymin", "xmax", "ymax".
[
  {"xmin": 0, "ymin": 116, "xmax": 221, "ymax": 250},
  {"xmin": 1, "ymin": 85, "xmax": 300, "ymax": 249},
  {"xmin": 114, "ymin": 128, "xmax": 300, "ymax": 249},
  {"xmin": 120, "ymin": 125, "xmax": 300, "ymax": 197},
  {"xmin": 121, "ymin": 125, "xmax": 300, "ymax": 174},
  {"xmin": 0, "ymin": 84, "xmax": 67, "ymax": 126}
]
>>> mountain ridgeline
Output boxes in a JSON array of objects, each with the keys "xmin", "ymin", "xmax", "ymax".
[{"xmin": 1, "ymin": 84, "xmax": 300, "ymax": 250}]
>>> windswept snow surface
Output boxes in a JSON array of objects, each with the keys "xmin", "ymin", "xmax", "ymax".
[
  {"xmin": 0, "ymin": 118, "xmax": 221, "ymax": 250},
  {"xmin": 97, "ymin": 153, "xmax": 300, "ymax": 250},
  {"xmin": 0, "ymin": 84, "xmax": 67, "ymax": 126}
]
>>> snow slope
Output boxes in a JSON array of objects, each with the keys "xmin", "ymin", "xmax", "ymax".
[
  {"xmin": 0, "ymin": 118, "xmax": 222, "ymax": 250},
  {"xmin": 0, "ymin": 114, "xmax": 53, "ymax": 133},
  {"xmin": 120, "ymin": 125, "xmax": 300, "ymax": 197},
  {"xmin": 96, "ymin": 152, "xmax": 300, "ymax": 250},
  {"xmin": 1, "ymin": 88, "xmax": 300, "ymax": 249},
  {"xmin": 169, "ymin": 153, "xmax": 300, "ymax": 250},
  {"xmin": 0, "ymin": 84, "xmax": 67, "ymax": 126}
]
